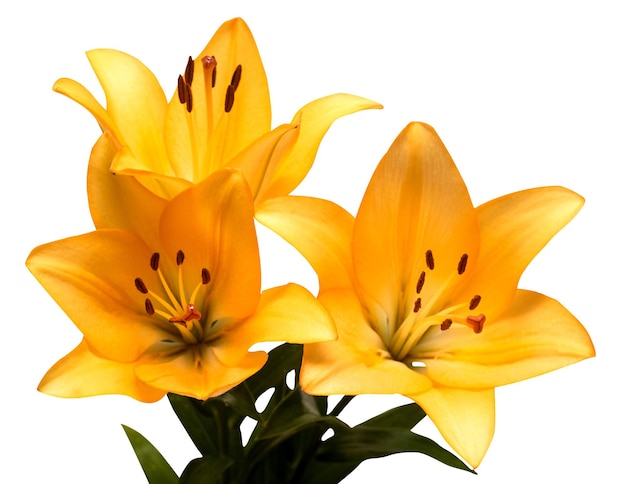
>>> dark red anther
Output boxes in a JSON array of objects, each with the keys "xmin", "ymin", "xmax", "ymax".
[
  {"xmin": 416, "ymin": 271, "xmax": 425, "ymax": 294},
  {"xmin": 134, "ymin": 278, "xmax": 148, "ymax": 294},
  {"xmin": 441, "ymin": 319, "xmax": 452, "ymax": 331},
  {"xmin": 202, "ymin": 268, "xmax": 211, "ymax": 284},
  {"xmin": 150, "ymin": 253, "xmax": 160, "ymax": 271},
  {"xmin": 225, "ymin": 84, "xmax": 235, "ymax": 112},
  {"xmin": 425, "ymin": 250, "xmax": 435, "ymax": 270},
  {"xmin": 457, "ymin": 253, "xmax": 468, "ymax": 275},
  {"xmin": 177, "ymin": 75, "xmax": 187, "ymax": 104},
  {"xmin": 176, "ymin": 250, "xmax": 185, "ymax": 265},
  {"xmin": 413, "ymin": 297, "xmax": 422, "ymax": 313},
  {"xmin": 469, "ymin": 295, "xmax": 481, "ymax": 310},
  {"xmin": 230, "ymin": 64, "xmax": 242, "ymax": 91},
  {"xmin": 184, "ymin": 55, "xmax": 194, "ymax": 85},
  {"xmin": 145, "ymin": 298, "xmax": 155, "ymax": 315}
]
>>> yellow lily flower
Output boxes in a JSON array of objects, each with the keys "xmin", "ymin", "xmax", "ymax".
[
  {"xmin": 256, "ymin": 122, "xmax": 595, "ymax": 468},
  {"xmin": 27, "ymin": 168, "xmax": 336, "ymax": 402},
  {"xmin": 53, "ymin": 17, "xmax": 381, "ymax": 201}
]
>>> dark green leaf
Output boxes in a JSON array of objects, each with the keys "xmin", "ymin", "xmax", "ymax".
[
  {"xmin": 122, "ymin": 424, "xmax": 178, "ymax": 484},
  {"xmin": 358, "ymin": 402, "xmax": 427, "ymax": 429},
  {"xmin": 179, "ymin": 455, "xmax": 233, "ymax": 484}
]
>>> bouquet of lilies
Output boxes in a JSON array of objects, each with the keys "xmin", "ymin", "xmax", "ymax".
[{"xmin": 27, "ymin": 18, "xmax": 595, "ymax": 483}]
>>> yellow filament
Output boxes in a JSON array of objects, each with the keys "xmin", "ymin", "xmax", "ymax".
[{"xmin": 156, "ymin": 269, "xmax": 184, "ymax": 314}]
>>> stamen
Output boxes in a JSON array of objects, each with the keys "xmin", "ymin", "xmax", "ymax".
[
  {"xmin": 185, "ymin": 87, "xmax": 193, "ymax": 113},
  {"xmin": 145, "ymin": 298, "xmax": 155, "ymax": 315},
  {"xmin": 176, "ymin": 250, "xmax": 185, "ymax": 266},
  {"xmin": 441, "ymin": 318, "xmax": 452, "ymax": 331},
  {"xmin": 225, "ymin": 85, "xmax": 235, "ymax": 112},
  {"xmin": 212, "ymin": 68, "xmax": 217, "ymax": 88},
  {"xmin": 202, "ymin": 268, "xmax": 211, "ymax": 284},
  {"xmin": 230, "ymin": 65, "xmax": 242, "ymax": 91},
  {"xmin": 425, "ymin": 250, "xmax": 435, "ymax": 270},
  {"xmin": 184, "ymin": 56, "xmax": 194, "ymax": 85},
  {"xmin": 416, "ymin": 271, "xmax": 425, "ymax": 293},
  {"xmin": 457, "ymin": 253, "xmax": 468, "ymax": 275},
  {"xmin": 469, "ymin": 295, "xmax": 481, "ymax": 310},
  {"xmin": 134, "ymin": 277, "xmax": 148, "ymax": 294},
  {"xmin": 177, "ymin": 75, "xmax": 187, "ymax": 104},
  {"xmin": 150, "ymin": 253, "xmax": 160, "ymax": 271},
  {"xmin": 413, "ymin": 297, "xmax": 422, "ymax": 313},
  {"xmin": 467, "ymin": 314, "xmax": 486, "ymax": 333}
]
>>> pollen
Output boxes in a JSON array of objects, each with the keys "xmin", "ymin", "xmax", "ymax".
[
  {"xmin": 425, "ymin": 250, "xmax": 435, "ymax": 270},
  {"xmin": 457, "ymin": 253, "xmax": 468, "ymax": 275},
  {"xmin": 416, "ymin": 271, "xmax": 425, "ymax": 294}
]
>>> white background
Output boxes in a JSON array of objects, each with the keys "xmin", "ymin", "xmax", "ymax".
[{"xmin": 2, "ymin": 1, "xmax": 623, "ymax": 482}]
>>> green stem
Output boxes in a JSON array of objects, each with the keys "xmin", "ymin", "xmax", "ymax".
[{"xmin": 329, "ymin": 395, "xmax": 354, "ymax": 417}]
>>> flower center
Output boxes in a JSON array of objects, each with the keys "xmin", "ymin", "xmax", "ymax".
[
  {"xmin": 388, "ymin": 249, "xmax": 486, "ymax": 362},
  {"xmin": 134, "ymin": 250, "xmax": 212, "ymax": 345}
]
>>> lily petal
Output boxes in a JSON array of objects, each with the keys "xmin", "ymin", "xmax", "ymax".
[
  {"xmin": 27, "ymin": 230, "xmax": 170, "ymax": 362},
  {"xmin": 353, "ymin": 122, "xmax": 479, "ymax": 327},
  {"xmin": 253, "ymin": 94, "xmax": 383, "ymax": 203},
  {"xmin": 39, "ymin": 339, "xmax": 164, "ymax": 402},
  {"xmin": 87, "ymin": 49, "xmax": 170, "ymax": 180},
  {"xmin": 451, "ymin": 186, "xmax": 584, "ymax": 318},
  {"xmin": 300, "ymin": 289, "xmax": 432, "ymax": 395},
  {"xmin": 53, "ymin": 77, "xmax": 116, "ymax": 137},
  {"xmin": 159, "ymin": 169, "xmax": 261, "ymax": 322},
  {"xmin": 220, "ymin": 283, "xmax": 336, "ymax": 364},
  {"xmin": 411, "ymin": 387, "xmax": 495, "ymax": 469},
  {"xmin": 135, "ymin": 346, "xmax": 268, "ymax": 400},
  {"xmin": 87, "ymin": 131, "xmax": 167, "ymax": 250},
  {"xmin": 416, "ymin": 289, "xmax": 595, "ymax": 388},
  {"xmin": 256, "ymin": 195, "xmax": 356, "ymax": 293}
]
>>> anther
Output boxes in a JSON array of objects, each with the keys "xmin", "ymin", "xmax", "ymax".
[
  {"xmin": 467, "ymin": 314, "xmax": 486, "ymax": 333},
  {"xmin": 425, "ymin": 250, "xmax": 435, "ymax": 270},
  {"xmin": 134, "ymin": 277, "xmax": 148, "ymax": 294},
  {"xmin": 150, "ymin": 253, "xmax": 160, "ymax": 271},
  {"xmin": 416, "ymin": 271, "xmax": 425, "ymax": 294},
  {"xmin": 145, "ymin": 298, "xmax": 155, "ymax": 315},
  {"xmin": 176, "ymin": 250, "xmax": 185, "ymax": 266},
  {"xmin": 185, "ymin": 87, "xmax": 193, "ymax": 113},
  {"xmin": 230, "ymin": 65, "xmax": 242, "ymax": 91},
  {"xmin": 177, "ymin": 75, "xmax": 187, "ymax": 104},
  {"xmin": 457, "ymin": 253, "xmax": 468, "ymax": 275},
  {"xmin": 469, "ymin": 295, "xmax": 481, "ymax": 310},
  {"xmin": 202, "ymin": 268, "xmax": 211, "ymax": 284},
  {"xmin": 225, "ymin": 85, "xmax": 235, "ymax": 112},
  {"xmin": 441, "ymin": 319, "xmax": 452, "ymax": 331},
  {"xmin": 413, "ymin": 297, "xmax": 422, "ymax": 313},
  {"xmin": 184, "ymin": 56, "xmax": 194, "ymax": 85}
]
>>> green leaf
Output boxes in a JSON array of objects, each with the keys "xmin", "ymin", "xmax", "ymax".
[
  {"xmin": 358, "ymin": 402, "xmax": 427, "ymax": 429},
  {"xmin": 179, "ymin": 455, "xmax": 234, "ymax": 484},
  {"xmin": 122, "ymin": 424, "xmax": 178, "ymax": 484}
]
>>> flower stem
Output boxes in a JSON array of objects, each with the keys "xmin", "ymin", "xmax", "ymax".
[{"xmin": 329, "ymin": 395, "xmax": 355, "ymax": 417}]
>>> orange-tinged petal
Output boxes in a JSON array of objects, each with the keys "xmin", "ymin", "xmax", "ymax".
[
  {"xmin": 227, "ymin": 124, "xmax": 299, "ymax": 201},
  {"xmin": 353, "ymin": 122, "xmax": 479, "ymax": 331},
  {"xmin": 53, "ymin": 77, "xmax": 117, "ymax": 138},
  {"xmin": 159, "ymin": 169, "xmax": 260, "ymax": 322},
  {"xmin": 219, "ymin": 283, "xmax": 336, "ymax": 364},
  {"xmin": 416, "ymin": 289, "xmax": 595, "ymax": 388},
  {"xmin": 256, "ymin": 196, "xmax": 355, "ymax": 293},
  {"xmin": 38, "ymin": 339, "xmax": 164, "ymax": 402},
  {"xmin": 253, "ymin": 94, "xmax": 383, "ymax": 203},
  {"xmin": 87, "ymin": 131, "xmax": 167, "ymax": 249},
  {"xmin": 411, "ymin": 387, "xmax": 495, "ymax": 469},
  {"xmin": 135, "ymin": 346, "xmax": 268, "ymax": 400},
  {"xmin": 87, "ymin": 49, "xmax": 170, "ymax": 179},
  {"xmin": 300, "ymin": 289, "xmax": 431, "ymax": 395},
  {"xmin": 450, "ymin": 186, "xmax": 585, "ymax": 318},
  {"xmin": 27, "ymin": 230, "xmax": 171, "ymax": 362}
]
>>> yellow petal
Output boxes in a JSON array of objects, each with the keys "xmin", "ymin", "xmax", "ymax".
[
  {"xmin": 135, "ymin": 346, "xmax": 267, "ymax": 400},
  {"xmin": 416, "ymin": 289, "xmax": 595, "ymax": 388},
  {"xmin": 256, "ymin": 196, "xmax": 355, "ymax": 293},
  {"xmin": 227, "ymin": 123, "xmax": 299, "ymax": 200},
  {"xmin": 411, "ymin": 387, "xmax": 495, "ymax": 469},
  {"xmin": 87, "ymin": 131, "xmax": 167, "ymax": 249},
  {"xmin": 253, "ymin": 94, "xmax": 383, "ymax": 203},
  {"xmin": 353, "ymin": 122, "xmax": 479, "ymax": 327},
  {"xmin": 220, "ymin": 283, "xmax": 336, "ymax": 364},
  {"xmin": 27, "ymin": 230, "xmax": 170, "ymax": 362},
  {"xmin": 87, "ymin": 49, "xmax": 170, "ymax": 178},
  {"xmin": 451, "ymin": 186, "xmax": 585, "ymax": 317},
  {"xmin": 159, "ymin": 169, "xmax": 260, "ymax": 322},
  {"xmin": 39, "ymin": 339, "xmax": 164, "ymax": 402},
  {"xmin": 300, "ymin": 289, "xmax": 431, "ymax": 395},
  {"xmin": 53, "ymin": 77, "xmax": 117, "ymax": 137}
]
